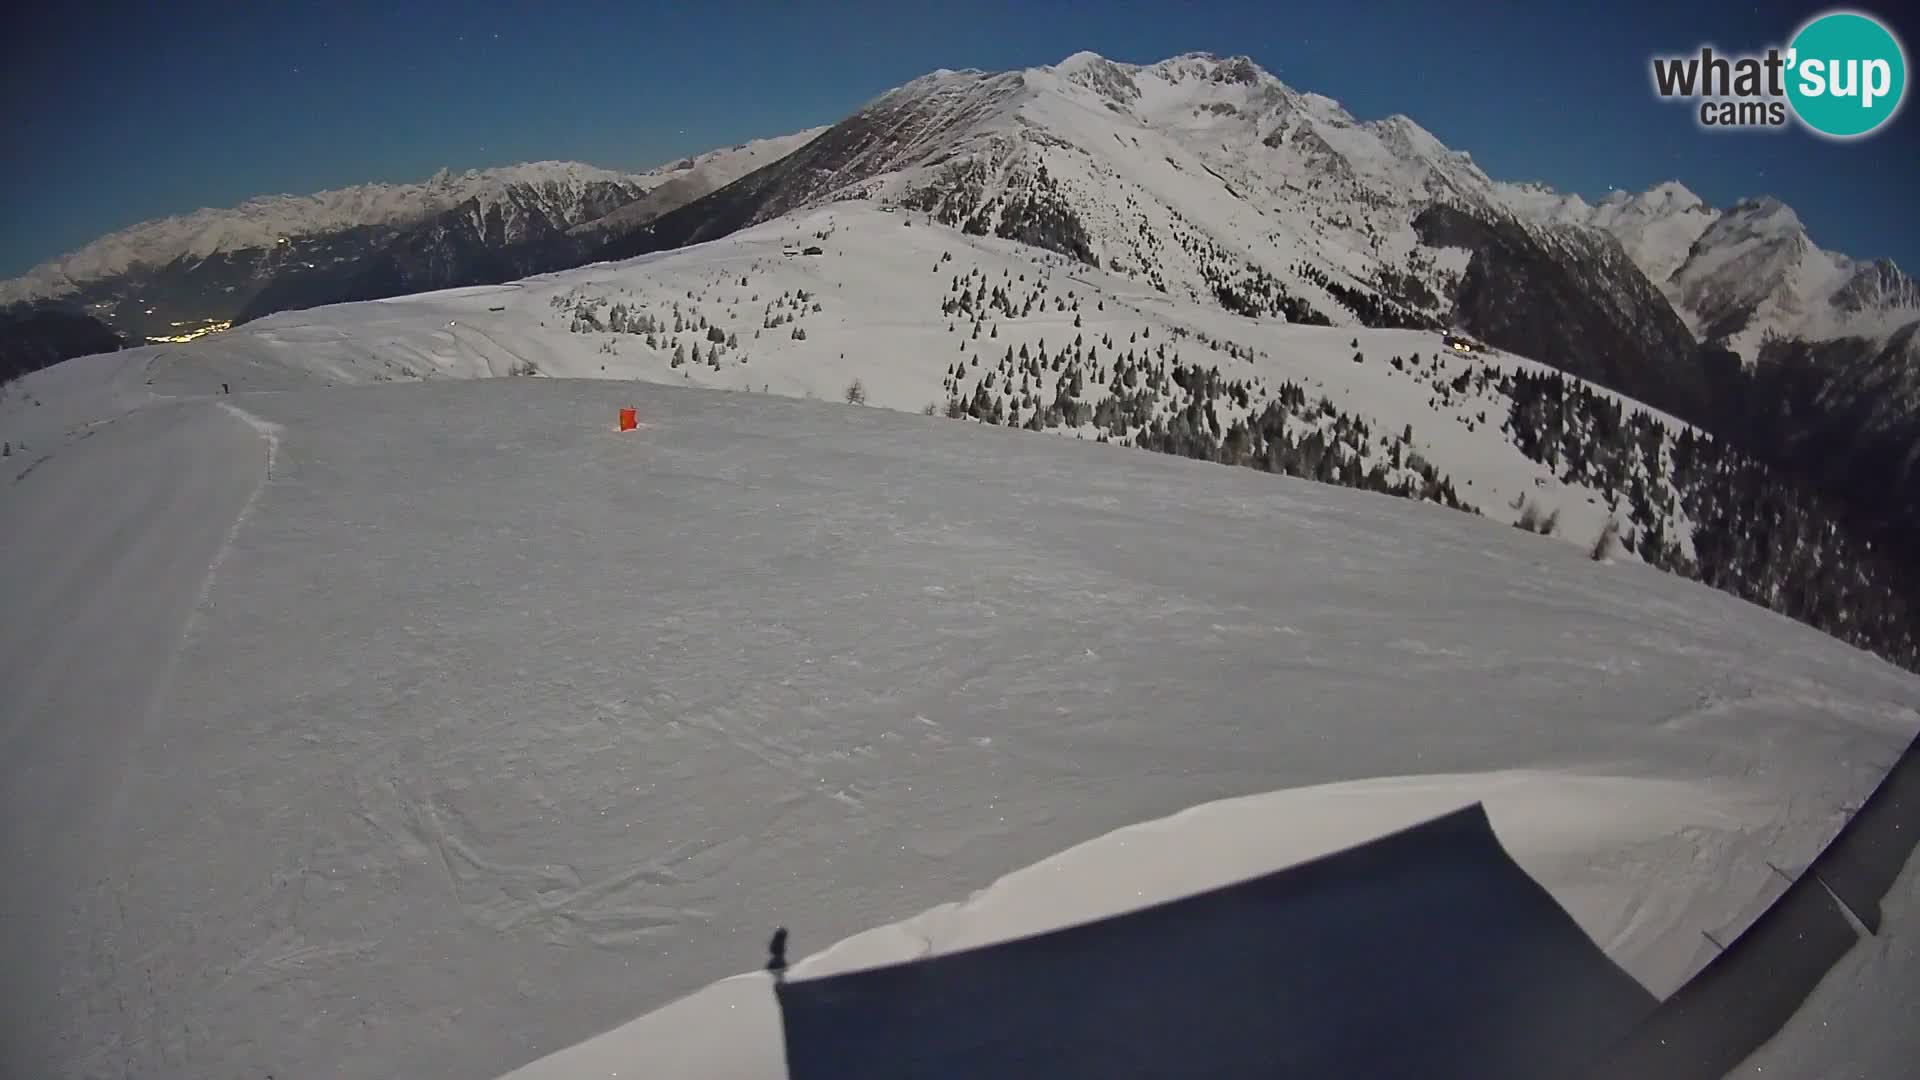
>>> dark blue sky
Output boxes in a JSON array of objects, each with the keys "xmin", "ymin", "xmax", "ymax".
[{"xmin": 4, "ymin": 0, "xmax": 1914, "ymax": 278}]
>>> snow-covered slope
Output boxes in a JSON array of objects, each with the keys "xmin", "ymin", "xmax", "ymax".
[
  {"xmin": 3, "ymin": 351, "xmax": 1915, "ymax": 1080},
  {"xmin": 23, "ymin": 198, "xmax": 1918, "ymax": 674},
  {"xmin": 90, "ymin": 204, "xmax": 1703, "ymax": 558},
  {"xmin": 627, "ymin": 129, "xmax": 829, "ymax": 190},
  {"xmin": 571, "ymin": 128, "xmax": 828, "ymax": 235}
]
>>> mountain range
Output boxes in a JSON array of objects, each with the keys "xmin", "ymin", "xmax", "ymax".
[
  {"xmin": 0, "ymin": 129, "xmax": 822, "ymax": 356},
  {"xmin": 8, "ymin": 53, "xmax": 1912, "ymax": 370},
  {"xmin": 5, "ymin": 49, "xmax": 1915, "ymax": 573}
]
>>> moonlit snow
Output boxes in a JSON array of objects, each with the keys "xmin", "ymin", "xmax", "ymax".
[{"xmin": 3, "ymin": 337, "xmax": 1916, "ymax": 1078}]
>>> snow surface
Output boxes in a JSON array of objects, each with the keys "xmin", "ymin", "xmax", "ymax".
[
  {"xmin": 500, "ymin": 769, "xmax": 1911, "ymax": 1080},
  {"xmin": 3, "ymin": 354, "xmax": 1917, "ymax": 1078}
]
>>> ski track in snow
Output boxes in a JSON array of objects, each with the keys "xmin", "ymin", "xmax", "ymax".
[{"xmin": 129, "ymin": 400, "xmax": 282, "ymax": 783}]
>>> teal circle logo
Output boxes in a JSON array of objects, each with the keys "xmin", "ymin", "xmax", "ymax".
[{"xmin": 1786, "ymin": 11, "xmax": 1907, "ymax": 138}]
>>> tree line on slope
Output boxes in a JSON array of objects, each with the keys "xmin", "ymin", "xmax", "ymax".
[
  {"xmin": 938, "ymin": 326, "xmax": 1474, "ymax": 516},
  {"xmin": 906, "ymin": 161, "xmax": 1098, "ymax": 268},
  {"xmin": 1710, "ymin": 328, "xmax": 1920, "ymax": 580},
  {"xmin": 1502, "ymin": 367, "xmax": 1918, "ymax": 671}
]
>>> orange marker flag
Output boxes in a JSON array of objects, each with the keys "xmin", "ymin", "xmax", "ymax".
[{"xmin": 618, "ymin": 407, "xmax": 638, "ymax": 432}]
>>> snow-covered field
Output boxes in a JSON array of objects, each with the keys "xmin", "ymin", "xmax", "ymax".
[{"xmin": 2, "ymin": 348, "xmax": 1916, "ymax": 1077}]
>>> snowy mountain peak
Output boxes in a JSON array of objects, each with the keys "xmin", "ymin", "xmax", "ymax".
[
  {"xmin": 1719, "ymin": 195, "xmax": 1803, "ymax": 236},
  {"xmin": 1640, "ymin": 180, "xmax": 1706, "ymax": 212},
  {"xmin": 1576, "ymin": 181, "xmax": 1720, "ymax": 287},
  {"xmin": 1044, "ymin": 51, "xmax": 1287, "ymax": 108},
  {"xmin": 1053, "ymin": 49, "xmax": 1111, "ymax": 72},
  {"xmin": 1589, "ymin": 180, "xmax": 1706, "ymax": 220},
  {"xmin": 1052, "ymin": 50, "xmax": 1145, "ymax": 103},
  {"xmin": 1495, "ymin": 182, "xmax": 1597, "ymax": 225},
  {"xmin": 1662, "ymin": 194, "xmax": 1864, "ymax": 353},
  {"xmin": 911, "ymin": 66, "xmax": 992, "ymax": 88},
  {"xmin": 1497, "ymin": 174, "xmax": 1911, "ymax": 359},
  {"xmin": 1143, "ymin": 52, "xmax": 1271, "ymax": 86},
  {"xmin": 1368, "ymin": 114, "xmax": 1464, "ymax": 165},
  {"xmin": 1294, "ymin": 91, "xmax": 1358, "ymax": 126}
]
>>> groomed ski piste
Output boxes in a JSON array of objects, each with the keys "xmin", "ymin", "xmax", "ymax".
[{"xmin": 2, "ymin": 208, "xmax": 1917, "ymax": 1079}]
